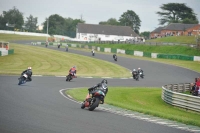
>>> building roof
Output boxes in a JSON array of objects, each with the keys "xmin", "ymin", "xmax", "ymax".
[
  {"xmin": 163, "ymin": 23, "xmax": 199, "ymax": 31},
  {"xmin": 151, "ymin": 26, "xmax": 164, "ymax": 33},
  {"xmin": 77, "ymin": 23, "xmax": 138, "ymax": 37}
]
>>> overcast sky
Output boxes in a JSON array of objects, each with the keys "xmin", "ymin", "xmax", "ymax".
[{"xmin": 0, "ymin": 0, "xmax": 200, "ymax": 32}]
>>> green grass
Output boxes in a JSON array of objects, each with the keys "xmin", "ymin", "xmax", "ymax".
[
  {"xmin": 0, "ymin": 33, "xmax": 46, "ymax": 42},
  {"xmin": 146, "ymin": 36, "xmax": 198, "ymax": 44},
  {"xmin": 67, "ymin": 87, "xmax": 200, "ymax": 127},
  {"xmin": 74, "ymin": 43, "xmax": 200, "ymax": 56},
  {"xmin": 0, "ymin": 44, "xmax": 130, "ymax": 77}
]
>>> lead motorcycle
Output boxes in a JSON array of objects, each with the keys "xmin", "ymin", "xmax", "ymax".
[
  {"xmin": 18, "ymin": 73, "xmax": 28, "ymax": 85},
  {"xmin": 81, "ymin": 89, "xmax": 105, "ymax": 111},
  {"xmin": 113, "ymin": 55, "xmax": 117, "ymax": 61},
  {"xmin": 139, "ymin": 71, "xmax": 144, "ymax": 79},
  {"xmin": 66, "ymin": 72, "xmax": 76, "ymax": 81},
  {"xmin": 92, "ymin": 50, "xmax": 95, "ymax": 56}
]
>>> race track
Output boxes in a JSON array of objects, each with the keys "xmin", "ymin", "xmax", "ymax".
[{"xmin": 0, "ymin": 42, "xmax": 199, "ymax": 133}]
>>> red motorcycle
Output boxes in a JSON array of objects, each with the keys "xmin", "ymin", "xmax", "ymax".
[
  {"xmin": 81, "ymin": 89, "xmax": 105, "ymax": 111},
  {"xmin": 66, "ymin": 72, "xmax": 76, "ymax": 81}
]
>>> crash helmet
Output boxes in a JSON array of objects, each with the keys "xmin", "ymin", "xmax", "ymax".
[
  {"xmin": 133, "ymin": 69, "xmax": 136, "ymax": 71},
  {"xmin": 73, "ymin": 66, "xmax": 76, "ymax": 68},
  {"xmin": 28, "ymin": 67, "xmax": 32, "ymax": 70},
  {"xmin": 101, "ymin": 79, "xmax": 108, "ymax": 84},
  {"xmin": 138, "ymin": 67, "xmax": 141, "ymax": 70}
]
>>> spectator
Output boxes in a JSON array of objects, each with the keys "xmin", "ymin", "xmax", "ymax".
[
  {"xmin": 192, "ymin": 77, "xmax": 200, "ymax": 96},
  {"xmin": 190, "ymin": 78, "xmax": 197, "ymax": 94},
  {"xmin": 196, "ymin": 77, "xmax": 200, "ymax": 87}
]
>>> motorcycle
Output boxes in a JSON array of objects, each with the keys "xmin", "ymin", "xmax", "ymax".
[
  {"xmin": 92, "ymin": 51, "xmax": 95, "ymax": 56},
  {"xmin": 18, "ymin": 73, "xmax": 28, "ymax": 85},
  {"xmin": 81, "ymin": 89, "xmax": 105, "ymax": 111},
  {"xmin": 113, "ymin": 56, "xmax": 117, "ymax": 61},
  {"xmin": 132, "ymin": 72, "xmax": 139, "ymax": 81},
  {"xmin": 66, "ymin": 72, "xmax": 76, "ymax": 81},
  {"xmin": 139, "ymin": 72, "xmax": 144, "ymax": 79}
]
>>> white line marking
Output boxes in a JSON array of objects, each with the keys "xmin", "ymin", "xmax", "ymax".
[
  {"xmin": 55, "ymin": 76, "xmax": 66, "ymax": 77},
  {"xmin": 32, "ymin": 75, "xmax": 42, "ymax": 76},
  {"xmin": 101, "ymin": 77, "xmax": 112, "ymax": 79},
  {"xmin": 83, "ymin": 77, "xmax": 93, "ymax": 78}
]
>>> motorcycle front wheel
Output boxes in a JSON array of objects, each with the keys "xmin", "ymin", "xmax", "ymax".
[{"xmin": 88, "ymin": 97, "xmax": 100, "ymax": 111}]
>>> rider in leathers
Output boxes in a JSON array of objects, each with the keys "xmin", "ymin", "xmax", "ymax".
[
  {"xmin": 88, "ymin": 79, "xmax": 108, "ymax": 104},
  {"xmin": 113, "ymin": 54, "xmax": 117, "ymax": 59},
  {"xmin": 21, "ymin": 67, "xmax": 32, "ymax": 81},
  {"xmin": 132, "ymin": 69, "xmax": 137, "ymax": 79}
]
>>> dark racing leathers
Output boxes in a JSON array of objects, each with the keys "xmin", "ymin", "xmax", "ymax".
[
  {"xmin": 21, "ymin": 69, "xmax": 32, "ymax": 81},
  {"xmin": 132, "ymin": 70, "xmax": 138, "ymax": 79},
  {"xmin": 88, "ymin": 83, "xmax": 108, "ymax": 104},
  {"xmin": 113, "ymin": 54, "xmax": 117, "ymax": 59}
]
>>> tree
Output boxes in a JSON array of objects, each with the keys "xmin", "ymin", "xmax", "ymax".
[
  {"xmin": 99, "ymin": 18, "xmax": 120, "ymax": 26},
  {"xmin": 24, "ymin": 15, "xmax": 38, "ymax": 32},
  {"xmin": 3, "ymin": 6, "xmax": 24, "ymax": 30},
  {"xmin": 140, "ymin": 31, "xmax": 150, "ymax": 39},
  {"xmin": 43, "ymin": 14, "xmax": 66, "ymax": 35},
  {"xmin": 42, "ymin": 15, "xmax": 85, "ymax": 37},
  {"xmin": 157, "ymin": 3, "xmax": 199, "ymax": 25},
  {"xmin": 118, "ymin": 10, "xmax": 141, "ymax": 34}
]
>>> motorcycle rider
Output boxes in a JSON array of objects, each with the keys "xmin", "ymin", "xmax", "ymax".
[
  {"xmin": 20, "ymin": 67, "xmax": 32, "ymax": 81},
  {"xmin": 69, "ymin": 66, "xmax": 77, "ymax": 76},
  {"xmin": 113, "ymin": 54, "xmax": 117, "ymax": 60},
  {"xmin": 91, "ymin": 49, "xmax": 95, "ymax": 55},
  {"xmin": 138, "ymin": 67, "xmax": 143, "ymax": 74},
  {"xmin": 87, "ymin": 79, "xmax": 108, "ymax": 104},
  {"xmin": 132, "ymin": 69, "xmax": 138, "ymax": 79},
  {"xmin": 137, "ymin": 67, "xmax": 144, "ymax": 78}
]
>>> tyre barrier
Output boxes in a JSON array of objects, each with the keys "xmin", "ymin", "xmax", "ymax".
[{"xmin": 162, "ymin": 83, "xmax": 200, "ymax": 112}]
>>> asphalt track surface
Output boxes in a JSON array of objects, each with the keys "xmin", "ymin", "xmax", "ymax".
[{"xmin": 0, "ymin": 42, "xmax": 199, "ymax": 133}]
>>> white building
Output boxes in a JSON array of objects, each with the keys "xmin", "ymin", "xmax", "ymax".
[{"xmin": 76, "ymin": 23, "xmax": 139, "ymax": 42}]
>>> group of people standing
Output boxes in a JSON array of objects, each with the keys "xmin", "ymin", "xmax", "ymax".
[{"xmin": 190, "ymin": 77, "xmax": 200, "ymax": 96}]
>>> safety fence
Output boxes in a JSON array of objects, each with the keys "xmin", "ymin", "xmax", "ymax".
[
  {"xmin": 32, "ymin": 42, "xmax": 200, "ymax": 61},
  {"xmin": 162, "ymin": 83, "xmax": 200, "ymax": 112}
]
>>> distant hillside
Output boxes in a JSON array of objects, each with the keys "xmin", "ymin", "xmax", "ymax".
[{"xmin": 146, "ymin": 36, "xmax": 198, "ymax": 44}]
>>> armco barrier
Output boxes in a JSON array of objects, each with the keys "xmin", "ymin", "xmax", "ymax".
[{"xmin": 162, "ymin": 83, "xmax": 200, "ymax": 112}]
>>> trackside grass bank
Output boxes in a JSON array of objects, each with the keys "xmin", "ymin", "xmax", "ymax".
[
  {"xmin": 66, "ymin": 87, "xmax": 200, "ymax": 127},
  {"xmin": 77, "ymin": 43, "xmax": 200, "ymax": 56},
  {"xmin": 0, "ymin": 44, "xmax": 130, "ymax": 77},
  {"xmin": 146, "ymin": 36, "xmax": 197, "ymax": 44},
  {"xmin": 0, "ymin": 33, "xmax": 46, "ymax": 41}
]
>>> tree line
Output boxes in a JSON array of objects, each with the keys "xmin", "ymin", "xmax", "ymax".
[{"xmin": 0, "ymin": 3, "xmax": 198, "ymax": 38}]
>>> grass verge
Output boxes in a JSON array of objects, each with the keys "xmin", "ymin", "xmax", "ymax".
[
  {"xmin": 82, "ymin": 43, "xmax": 200, "ymax": 56},
  {"xmin": 146, "ymin": 36, "xmax": 197, "ymax": 44},
  {"xmin": 66, "ymin": 87, "xmax": 200, "ymax": 127},
  {"xmin": 0, "ymin": 44, "xmax": 130, "ymax": 77},
  {"xmin": 0, "ymin": 33, "xmax": 46, "ymax": 42}
]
